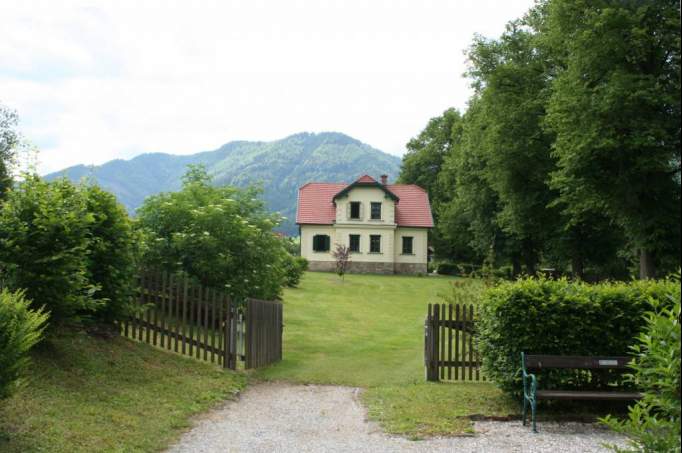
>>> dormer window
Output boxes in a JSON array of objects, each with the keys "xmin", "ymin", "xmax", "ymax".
[
  {"xmin": 349, "ymin": 201, "xmax": 361, "ymax": 219},
  {"xmin": 370, "ymin": 202, "xmax": 382, "ymax": 220}
]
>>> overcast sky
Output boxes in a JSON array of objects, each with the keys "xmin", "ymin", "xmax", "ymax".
[{"xmin": 2, "ymin": 0, "xmax": 533, "ymax": 174}]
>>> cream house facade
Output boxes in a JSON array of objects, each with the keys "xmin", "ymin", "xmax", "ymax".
[{"xmin": 296, "ymin": 175, "xmax": 433, "ymax": 274}]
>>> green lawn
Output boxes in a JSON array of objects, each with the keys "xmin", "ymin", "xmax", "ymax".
[
  {"xmin": 257, "ymin": 271, "xmax": 518, "ymax": 437},
  {"xmin": 0, "ymin": 330, "xmax": 245, "ymax": 453}
]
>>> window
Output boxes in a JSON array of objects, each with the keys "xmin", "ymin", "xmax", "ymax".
[
  {"xmin": 349, "ymin": 234, "xmax": 360, "ymax": 253},
  {"xmin": 312, "ymin": 234, "xmax": 330, "ymax": 252},
  {"xmin": 370, "ymin": 202, "xmax": 382, "ymax": 220},
  {"xmin": 369, "ymin": 234, "xmax": 381, "ymax": 253},
  {"xmin": 349, "ymin": 201, "xmax": 361, "ymax": 219},
  {"xmin": 402, "ymin": 236, "xmax": 414, "ymax": 254}
]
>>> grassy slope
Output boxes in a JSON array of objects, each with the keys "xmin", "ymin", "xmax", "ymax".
[
  {"xmin": 257, "ymin": 272, "xmax": 517, "ymax": 437},
  {"xmin": 0, "ymin": 331, "xmax": 245, "ymax": 453}
]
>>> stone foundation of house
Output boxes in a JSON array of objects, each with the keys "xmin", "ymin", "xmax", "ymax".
[
  {"xmin": 307, "ymin": 260, "xmax": 426, "ymax": 275},
  {"xmin": 394, "ymin": 262, "xmax": 428, "ymax": 275}
]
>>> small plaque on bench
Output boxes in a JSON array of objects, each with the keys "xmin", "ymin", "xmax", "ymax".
[{"xmin": 598, "ymin": 359, "xmax": 618, "ymax": 366}]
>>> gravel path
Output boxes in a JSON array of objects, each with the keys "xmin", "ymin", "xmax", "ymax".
[{"xmin": 167, "ymin": 383, "xmax": 626, "ymax": 453}]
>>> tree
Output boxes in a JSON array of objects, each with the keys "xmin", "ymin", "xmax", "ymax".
[
  {"xmin": 399, "ymin": 108, "xmax": 464, "ymax": 203},
  {"xmin": 465, "ymin": 23, "xmax": 559, "ymax": 274},
  {"xmin": 544, "ymin": 0, "xmax": 681, "ymax": 278},
  {"xmin": 0, "ymin": 103, "xmax": 21, "ymax": 198},
  {"xmin": 136, "ymin": 165, "xmax": 290, "ymax": 301},
  {"xmin": 332, "ymin": 244, "xmax": 351, "ymax": 280},
  {"xmin": 435, "ymin": 99, "xmax": 506, "ymax": 266},
  {"xmin": 399, "ymin": 110, "xmax": 466, "ymax": 261}
]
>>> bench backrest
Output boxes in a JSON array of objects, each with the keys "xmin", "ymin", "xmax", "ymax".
[{"xmin": 523, "ymin": 354, "xmax": 632, "ymax": 370}]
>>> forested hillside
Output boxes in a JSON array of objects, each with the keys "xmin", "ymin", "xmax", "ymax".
[{"xmin": 46, "ymin": 132, "xmax": 401, "ymax": 235}]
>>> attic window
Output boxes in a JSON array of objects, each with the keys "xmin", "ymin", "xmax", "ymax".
[
  {"xmin": 370, "ymin": 202, "xmax": 382, "ymax": 220},
  {"xmin": 350, "ymin": 202, "xmax": 361, "ymax": 219},
  {"xmin": 312, "ymin": 234, "xmax": 330, "ymax": 252}
]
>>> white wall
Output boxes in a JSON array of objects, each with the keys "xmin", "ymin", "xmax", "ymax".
[
  {"xmin": 301, "ymin": 225, "xmax": 428, "ymax": 265},
  {"xmin": 333, "ymin": 225, "xmax": 396, "ymax": 263},
  {"xmin": 300, "ymin": 225, "xmax": 335, "ymax": 262},
  {"xmin": 334, "ymin": 187, "xmax": 396, "ymax": 226},
  {"xmin": 394, "ymin": 228, "xmax": 428, "ymax": 264}
]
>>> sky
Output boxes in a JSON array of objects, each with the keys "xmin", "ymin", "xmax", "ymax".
[{"xmin": 2, "ymin": 0, "xmax": 533, "ymax": 175}]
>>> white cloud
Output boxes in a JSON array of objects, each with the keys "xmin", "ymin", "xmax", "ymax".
[{"xmin": 1, "ymin": 0, "xmax": 533, "ymax": 174}]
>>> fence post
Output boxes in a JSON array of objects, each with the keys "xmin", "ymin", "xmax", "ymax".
[
  {"xmin": 223, "ymin": 295, "xmax": 233, "ymax": 370},
  {"xmin": 425, "ymin": 304, "xmax": 440, "ymax": 382}
]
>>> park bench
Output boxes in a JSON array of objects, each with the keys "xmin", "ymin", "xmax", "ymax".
[{"xmin": 521, "ymin": 352, "xmax": 643, "ymax": 432}]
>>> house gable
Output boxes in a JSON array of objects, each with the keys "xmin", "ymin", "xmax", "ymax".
[{"xmin": 296, "ymin": 175, "xmax": 433, "ymax": 228}]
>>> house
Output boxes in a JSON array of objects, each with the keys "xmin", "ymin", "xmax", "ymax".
[{"xmin": 296, "ymin": 174, "xmax": 433, "ymax": 274}]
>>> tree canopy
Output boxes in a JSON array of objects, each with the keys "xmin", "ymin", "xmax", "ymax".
[{"xmin": 400, "ymin": 0, "xmax": 680, "ymax": 279}]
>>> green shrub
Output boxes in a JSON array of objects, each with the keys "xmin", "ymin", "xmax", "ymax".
[
  {"xmin": 478, "ymin": 277, "xmax": 680, "ymax": 395},
  {"xmin": 602, "ymin": 294, "xmax": 681, "ymax": 453},
  {"xmin": 439, "ymin": 279, "xmax": 486, "ymax": 306},
  {"xmin": 436, "ymin": 262, "xmax": 458, "ymax": 276},
  {"xmin": 281, "ymin": 237, "xmax": 301, "ymax": 256},
  {"xmin": 427, "ymin": 261, "xmax": 436, "ymax": 274},
  {"xmin": 83, "ymin": 185, "xmax": 138, "ymax": 325},
  {"xmin": 282, "ymin": 255, "xmax": 308, "ymax": 287},
  {"xmin": 137, "ymin": 166, "xmax": 290, "ymax": 301},
  {"xmin": 0, "ymin": 288, "xmax": 48, "ymax": 400},
  {"xmin": 0, "ymin": 176, "xmax": 138, "ymax": 327},
  {"xmin": 0, "ymin": 176, "xmax": 101, "ymax": 324}
]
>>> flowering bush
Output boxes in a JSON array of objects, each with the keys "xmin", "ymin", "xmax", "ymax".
[{"xmin": 137, "ymin": 166, "xmax": 291, "ymax": 301}]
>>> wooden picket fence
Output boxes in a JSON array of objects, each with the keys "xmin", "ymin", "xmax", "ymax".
[
  {"xmin": 122, "ymin": 272, "xmax": 282, "ymax": 370},
  {"xmin": 424, "ymin": 303, "xmax": 484, "ymax": 381}
]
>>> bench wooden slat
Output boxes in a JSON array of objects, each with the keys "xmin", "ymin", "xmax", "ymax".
[
  {"xmin": 525, "ymin": 354, "xmax": 632, "ymax": 370},
  {"xmin": 536, "ymin": 390, "xmax": 642, "ymax": 401}
]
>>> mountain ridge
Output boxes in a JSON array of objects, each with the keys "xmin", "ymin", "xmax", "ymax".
[{"xmin": 46, "ymin": 132, "xmax": 402, "ymax": 235}]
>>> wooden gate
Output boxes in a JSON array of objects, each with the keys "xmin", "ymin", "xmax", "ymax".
[
  {"xmin": 424, "ymin": 303, "xmax": 484, "ymax": 382},
  {"xmin": 123, "ymin": 272, "xmax": 283, "ymax": 370},
  {"xmin": 244, "ymin": 298, "xmax": 283, "ymax": 369}
]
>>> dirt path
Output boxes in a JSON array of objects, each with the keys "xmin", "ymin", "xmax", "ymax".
[{"xmin": 167, "ymin": 382, "xmax": 626, "ymax": 453}]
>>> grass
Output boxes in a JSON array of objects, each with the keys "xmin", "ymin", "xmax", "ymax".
[
  {"xmin": 0, "ymin": 330, "xmax": 245, "ymax": 453},
  {"xmin": 256, "ymin": 271, "xmax": 518, "ymax": 437}
]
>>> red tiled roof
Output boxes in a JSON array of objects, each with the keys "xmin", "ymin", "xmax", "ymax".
[
  {"xmin": 387, "ymin": 184, "xmax": 434, "ymax": 228},
  {"xmin": 296, "ymin": 179, "xmax": 434, "ymax": 228},
  {"xmin": 355, "ymin": 174, "xmax": 377, "ymax": 183}
]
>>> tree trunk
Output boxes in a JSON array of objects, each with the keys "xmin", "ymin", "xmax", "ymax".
[
  {"xmin": 523, "ymin": 243, "xmax": 538, "ymax": 276},
  {"xmin": 572, "ymin": 254, "xmax": 584, "ymax": 280},
  {"xmin": 512, "ymin": 256, "xmax": 522, "ymax": 278},
  {"xmin": 639, "ymin": 249, "xmax": 656, "ymax": 280}
]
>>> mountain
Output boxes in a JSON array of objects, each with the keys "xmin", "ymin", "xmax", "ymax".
[{"xmin": 45, "ymin": 132, "xmax": 402, "ymax": 235}]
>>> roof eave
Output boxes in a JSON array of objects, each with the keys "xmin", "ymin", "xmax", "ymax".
[{"xmin": 332, "ymin": 181, "xmax": 400, "ymax": 201}]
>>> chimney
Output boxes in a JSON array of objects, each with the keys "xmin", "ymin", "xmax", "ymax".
[{"xmin": 380, "ymin": 174, "xmax": 388, "ymax": 185}]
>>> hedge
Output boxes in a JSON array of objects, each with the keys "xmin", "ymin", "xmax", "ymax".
[{"xmin": 477, "ymin": 277, "xmax": 680, "ymax": 395}]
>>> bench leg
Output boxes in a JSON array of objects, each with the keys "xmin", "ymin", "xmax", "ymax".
[
  {"xmin": 531, "ymin": 399, "xmax": 537, "ymax": 433},
  {"xmin": 522, "ymin": 397, "xmax": 527, "ymax": 426}
]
